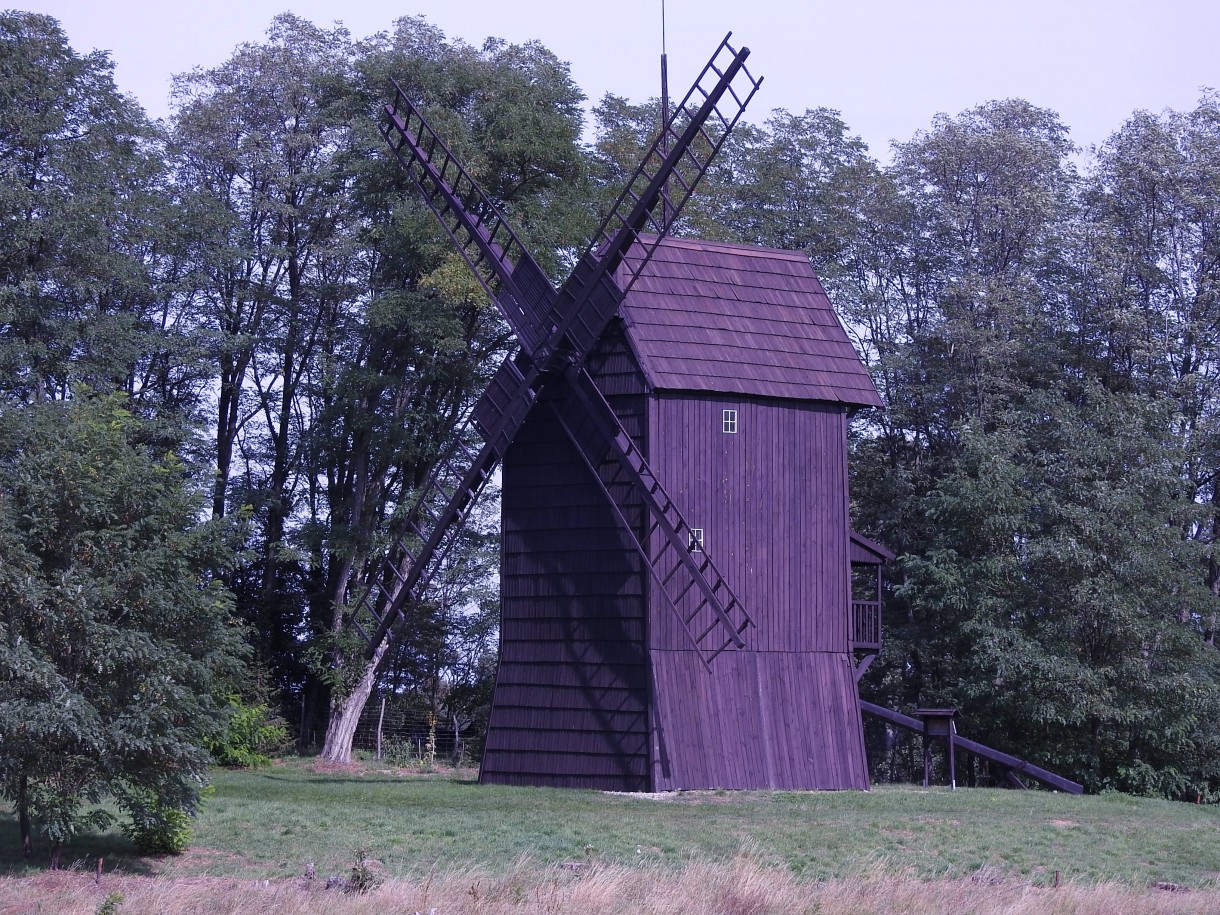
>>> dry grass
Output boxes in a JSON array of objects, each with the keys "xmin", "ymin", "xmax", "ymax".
[{"xmin": 2, "ymin": 856, "xmax": 1217, "ymax": 915}]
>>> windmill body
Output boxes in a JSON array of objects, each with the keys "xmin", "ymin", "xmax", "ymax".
[
  {"xmin": 369, "ymin": 36, "xmax": 889, "ymax": 792},
  {"xmin": 482, "ymin": 236, "xmax": 883, "ymax": 791}
]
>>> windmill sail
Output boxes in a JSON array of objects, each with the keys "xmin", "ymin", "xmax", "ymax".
[{"xmin": 357, "ymin": 35, "xmax": 762, "ymax": 665}]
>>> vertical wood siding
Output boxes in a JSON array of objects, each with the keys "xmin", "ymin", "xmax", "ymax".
[
  {"xmin": 647, "ymin": 393, "xmax": 851, "ymax": 652},
  {"xmin": 650, "ymin": 650, "xmax": 868, "ymax": 789},
  {"xmin": 646, "ymin": 391, "xmax": 868, "ymax": 790}
]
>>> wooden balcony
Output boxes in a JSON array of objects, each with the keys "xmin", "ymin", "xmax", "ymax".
[
  {"xmin": 851, "ymin": 599, "xmax": 881, "ymax": 652},
  {"xmin": 849, "ymin": 531, "xmax": 892, "ymax": 656}
]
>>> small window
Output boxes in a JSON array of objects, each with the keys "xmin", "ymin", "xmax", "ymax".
[
  {"xmin": 722, "ymin": 409, "xmax": 738, "ymax": 434},
  {"xmin": 688, "ymin": 528, "xmax": 704, "ymax": 552}
]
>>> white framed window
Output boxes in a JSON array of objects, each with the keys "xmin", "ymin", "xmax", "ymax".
[
  {"xmin": 722, "ymin": 409, "xmax": 738, "ymax": 434},
  {"xmin": 688, "ymin": 528, "xmax": 704, "ymax": 551}
]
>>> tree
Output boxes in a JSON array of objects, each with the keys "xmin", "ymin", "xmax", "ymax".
[
  {"xmin": 0, "ymin": 395, "xmax": 245, "ymax": 866},
  {"xmin": 1078, "ymin": 95, "xmax": 1220, "ymax": 640},
  {"xmin": 0, "ymin": 12, "xmax": 206, "ymax": 416},
  {"xmin": 168, "ymin": 16, "xmax": 362, "ymax": 710},
  {"xmin": 168, "ymin": 14, "xmax": 589, "ymax": 761},
  {"xmin": 901, "ymin": 385, "xmax": 1220, "ymax": 793},
  {"xmin": 312, "ymin": 20, "xmax": 588, "ymax": 761},
  {"xmin": 840, "ymin": 98, "xmax": 1220, "ymax": 795}
]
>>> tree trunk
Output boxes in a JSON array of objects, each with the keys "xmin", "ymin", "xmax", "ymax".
[
  {"xmin": 49, "ymin": 840, "xmax": 62, "ymax": 870},
  {"xmin": 319, "ymin": 639, "xmax": 388, "ymax": 762},
  {"xmin": 18, "ymin": 772, "xmax": 32, "ymax": 859}
]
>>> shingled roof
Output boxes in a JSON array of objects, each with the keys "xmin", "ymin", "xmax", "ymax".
[{"xmin": 618, "ymin": 235, "xmax": 883, "ymax": 408}]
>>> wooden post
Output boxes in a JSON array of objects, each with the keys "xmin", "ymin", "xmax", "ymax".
[
  {"xmin": 916, "ymin": 708, "xmax": 959, "ymax": 789},
  {"xmin": 947, "ymin": 717, "xmax": 957, "ymax": 790},
  {"xmin": 376, "ymin": 694, "xmax": 386, "ymax": 761},
  {"xmin": 923, "ymin": 732, "xmax": 932, "ymax": 787}
]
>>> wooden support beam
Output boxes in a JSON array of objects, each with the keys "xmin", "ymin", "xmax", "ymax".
[
  {"xmin": 859, "ymin": 700, "xmax": 1084, "ymax": 795},
  {"xmin": 853, "ymin": 653, "xmax": 876, "ymax": 683}
]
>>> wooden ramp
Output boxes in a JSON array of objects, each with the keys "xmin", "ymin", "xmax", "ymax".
[{"xmin": 860, "ymin": 700, "xmax": 1084, "ymax": 795}]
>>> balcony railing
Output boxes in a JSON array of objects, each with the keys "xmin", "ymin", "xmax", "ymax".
[{"xmin": 851, "ymin": 599, "xmax": 881, "ymax": 652}]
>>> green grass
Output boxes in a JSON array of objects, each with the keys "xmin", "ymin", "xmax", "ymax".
[{"xmin": 3, "ymin": 758, "xmax": 1219, "ymax": 889}]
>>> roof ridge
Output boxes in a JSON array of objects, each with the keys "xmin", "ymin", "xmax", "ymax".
[{"xmin": 637, "ymin": 232, "xmax": 809, "ymax": 262}]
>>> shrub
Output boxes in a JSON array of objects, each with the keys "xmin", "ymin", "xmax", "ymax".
[
  {"xmin": 345, "ymin": 846, "xmax": 383, "ymax": 894},
  {"xmin": 381, "ymin": 737, "xmax": 430, "ymax": 769},
  {"xmin": 207, "ymin": 696, "xmax": 291, "ymax": 768},
  {"xmin": 122, "ymin": 806, "xmax": 192, "ymax": 855}
]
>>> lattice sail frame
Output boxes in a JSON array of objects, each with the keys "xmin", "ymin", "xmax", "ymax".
[{"xmin": 354, "ymin": 35, "xmax": 763, "ymax": 668}]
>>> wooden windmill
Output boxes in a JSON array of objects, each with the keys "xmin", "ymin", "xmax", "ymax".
[{"xmin": 359, "ymin": 35, "xmax": 884, "ymax": 791}]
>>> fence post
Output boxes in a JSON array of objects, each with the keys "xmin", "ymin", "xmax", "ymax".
[{"xmin": 376, "ymin": 694, "xmax": 386, "ymax": 760}]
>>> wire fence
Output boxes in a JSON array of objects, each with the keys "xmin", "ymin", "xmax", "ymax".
[{"xmin": 349, "ymin": 697, "xmax": 478, "ymax": 766}]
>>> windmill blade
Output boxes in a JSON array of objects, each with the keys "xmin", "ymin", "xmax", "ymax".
[
  {"xmin": 549, "ymin": 366, "xmax": 754, "ymax": 667},
  {"xmin": 585, "ymin": 32, "xmax": 762, "ymax": 291},
  {"xmin": 530, "ymin": 33, "xmax": 762, "ymax": 370},
  {"xmin": 349, "ymin": 423, "xmax": 500, "ymax": 656},
  {"xmin": 361, "ymin": 34, "xmax": 762, "ymax": 661},
  {"xmin": 379, "ymin": 80, "xmax": 556, "ymax": 358},
  {"xmin": 380, "ymin": 33, "xmax": 762, "ymax": 375}
]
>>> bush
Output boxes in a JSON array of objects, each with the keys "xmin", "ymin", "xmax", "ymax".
[
  {"xmin": 207, "ymin": 696, "xmax": 291, "ymax": 768},
  {"xmin": 345, "ymin": 845, "xmax": 383, "ymax": 894},
  {"xmin": 122, "ymin": 806, "xmax": 192, "ymax": 855}
]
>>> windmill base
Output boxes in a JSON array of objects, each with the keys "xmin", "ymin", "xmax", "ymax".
[{"xmin": 480, "ymin": 648, "xmax": 869, "ymax": 792}]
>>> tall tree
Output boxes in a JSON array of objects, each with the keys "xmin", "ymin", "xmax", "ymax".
[
  {"xmin": 312, "ymin": 20, "xmax": 588, "ymax": 760},
  {"xmin": 841, "ymin": 98, "xmax": 1220, "ymax": 795},
  {"xmin": 0, "ymin": 11, "xmax": 204, "ymax": 416},
  {"xmin": 169, "ymin": 14, "xmax": 363, "ymax": 704},
  {"xmin": 169, "ymin": 14, "xmax": 588, "ymax": 760},
  {"xmin": 901, "ymin": 385, "xmax": 1220, "ymax": 793},
  {"xmin": 1079, "ymin": 96, "xmax": 1220, "ymax": 639}
]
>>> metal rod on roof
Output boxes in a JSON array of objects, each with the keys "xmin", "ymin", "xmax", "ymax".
[{"xmin": 660, "ymin": 0, "xmax": 673, "ymax": 229}]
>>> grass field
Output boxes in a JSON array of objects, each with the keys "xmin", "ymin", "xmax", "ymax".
[{"xmin": 3, "ymin": 757, "xmax": 1220, "ymax": 913}]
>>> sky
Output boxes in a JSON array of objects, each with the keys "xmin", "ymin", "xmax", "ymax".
[{"xmin": 17, "ymin": 0, "xmax": 1220, "ymax": 160}]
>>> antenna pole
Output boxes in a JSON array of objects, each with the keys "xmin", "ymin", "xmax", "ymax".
[{"xmin": 660, "ymin": 0, "xmax": 673, "ymax": 229}]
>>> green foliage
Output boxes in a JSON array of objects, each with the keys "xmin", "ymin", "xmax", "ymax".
[
  {"xmin": 206, "ymin": 698, "xmax": 291, "ymax": 769},
  {"xmin": 845, "ymin": 95, "xmax": 1220, "ymax": 799},
  {"xmin": 95, "ymin": 892, "xmax": 124, "ymax": 915},
  {"xmin": 900, "ymin": 387, "xmax": 1220, "ymax": 793},
  {"xmin": 378, "ymin": 737, "xmax": 434, "ymax": 771},
  {"xmin": 344, "ymin": 845, "xmax": 383, "ymax": 894},
  {"xmin": 0, "ymin": 395, "xmax": 246, "ymax": 862},
  {"xmin": 169, "ymin": 13, "xmax": 572, "ymax": 761},
  {"xmin": 0, "ymin": 12, "xmax": 206, "ymax": 410},
  {"xmin": 122, "ymin": 805, "xmax": 192, "ymax": 855}
]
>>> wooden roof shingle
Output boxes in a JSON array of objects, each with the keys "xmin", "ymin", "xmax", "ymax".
[{"xmin": 618, "ymin": 236, "xmax": 883, "ymax": 407}]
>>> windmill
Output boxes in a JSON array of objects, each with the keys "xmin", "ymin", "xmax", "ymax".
[{"xmin": 358, "ymin": 35, "xmax": 884, "ymax": 790}]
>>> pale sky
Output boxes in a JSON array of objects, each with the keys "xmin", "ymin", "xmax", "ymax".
[{"xmin": 16, "ymin": 0, "xmax": 1220, "ymax": 159}]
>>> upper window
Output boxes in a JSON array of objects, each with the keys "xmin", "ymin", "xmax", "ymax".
[
  {"xmin": 688, "ymin": 528, "xmax": 704, "ymax": 552},
  {"xmin": 722, "ymin": 409, "xmax": 738, "ymax": 434}
]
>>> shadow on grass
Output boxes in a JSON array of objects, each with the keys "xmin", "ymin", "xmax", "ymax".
[
  {"xmin": 248, "ymin": 774, "xmax": 374, "ymax": 785},
  {"xmin": 243, "ymin": 772, "xmax": 482, "ymax": 788},
  {"xmin": 0, "ymin": 810, "xmax": 156, "ymax": 876}
]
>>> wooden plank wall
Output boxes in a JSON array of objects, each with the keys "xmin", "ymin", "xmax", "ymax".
[
  {"xmin": 481, "ymin": 325, "xmax": 652, "ymax": 790},
  {"xmin": 647, "ymin": 393, "xmax": 851, "ymax": 652},
  {"xmin": 646, "ymin": 391, "xmax": 868, "ymax": 789},
  {"xmin": 651, "ymin": 651, "xmax": 868, "ymax": 789}
]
